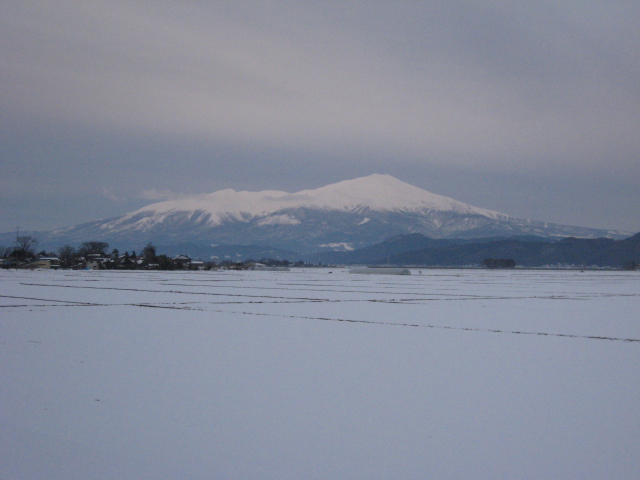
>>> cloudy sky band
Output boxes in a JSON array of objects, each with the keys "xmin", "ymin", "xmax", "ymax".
[{"xmin": 1, "ymin": 1, "xmax": 638, "ymax": 231}]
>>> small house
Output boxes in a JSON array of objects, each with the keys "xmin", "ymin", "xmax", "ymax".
[
  {"xmin": 173, "ymin": 255, "xmax": 191, "ymax": 270},
  {"xmin": 33, "ymin": 257, "xmax": 61, "ymax": 269}
]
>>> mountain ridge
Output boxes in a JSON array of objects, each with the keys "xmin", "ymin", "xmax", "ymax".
[
  {"xmin": 3, "ymin": 174, "xmax": 630, "ymax": 252},
  {"xmin": 93, "ymin": 174, "xmax": 508, "ymax": 233},
  {"xmin": 308, "ymin": 232, "xmax": 640, "ymax": 267}
]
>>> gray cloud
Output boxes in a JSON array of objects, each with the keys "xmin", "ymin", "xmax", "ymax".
[{"xmin": 1, "ymin": 1, "xmax": 639, "ymax": 233}]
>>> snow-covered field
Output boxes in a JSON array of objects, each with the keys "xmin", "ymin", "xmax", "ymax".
[{"xmin": 1, "ymin": 268, "xmax": 639, "ymax": 479}]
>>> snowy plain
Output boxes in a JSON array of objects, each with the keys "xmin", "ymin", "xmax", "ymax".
[{"xmin": 1, "ymin": 268, "xmax": 639, "ymax": 480}]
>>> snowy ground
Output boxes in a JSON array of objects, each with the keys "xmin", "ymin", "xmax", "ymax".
[{"xmin": 1, "ymin": 268, "xmax": 639, "ymax": 480}]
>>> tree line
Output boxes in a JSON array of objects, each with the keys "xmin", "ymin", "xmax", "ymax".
[
  {"xmin": 1, "ymin": 237, "xmax": 311, "ymax": 270},
  {"xmin": 1, "ymin": 237, "xmax": 197, "ymax": 270}
]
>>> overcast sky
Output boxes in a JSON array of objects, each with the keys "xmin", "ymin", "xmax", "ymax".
[{"xmin": 2, "ymin": 1, "xmax": 639, "ymax": 234}]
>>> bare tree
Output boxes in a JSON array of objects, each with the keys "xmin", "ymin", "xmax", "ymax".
[
  {"xmin": 78, "ymin": 241, "xmax": 109, "ymax": 256},
  {"xmin": 14, "ymin": 236, "xmax": 38, "ymax": 261},
  {"xmin": 17, "ymin": 235, "xmax": 37, "ymax": 251},
  {"xmin": 58, "ymin": 245, "xmax": 76, "ymax": 268}
]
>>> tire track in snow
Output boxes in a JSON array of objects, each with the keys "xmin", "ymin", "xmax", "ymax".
[
  {"xmin": 198, "ymin": 308, "xmax": 640, "ymax": 343},
  {"xmin": 8, "ymin": 280, "xmax": 639, "ymax": 343},
  {"xmin": 18, "ymin": 283, "xmax": 331, "ymax": 302}
]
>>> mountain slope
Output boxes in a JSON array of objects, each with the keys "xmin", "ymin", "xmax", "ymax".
[
  {"xmin": 38, "ymin": 174, "xmax": 629, "ymax": 252},
  {"xmin": 105, "ymin": 174, "xmax": 508, "ymax": 229},
  {"xmin": 388, "ymin": 232, "xmax": 640, "ymax": 267},
  {"xmin": 307, "ymin": 233, "xmax": 464, "ymax": 264}
]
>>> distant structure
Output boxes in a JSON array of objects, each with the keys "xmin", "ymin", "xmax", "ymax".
[
  {"xmin": 349, "ymin": 267, "xmax": 411, "ymax": 275},
  {"xmin": 251, "ymin": 264, "xmax": 290, "ymax": 271}
]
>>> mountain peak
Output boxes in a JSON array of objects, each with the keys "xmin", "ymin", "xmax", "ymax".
[{"xmin": 296, "ymin": 174, "xmax": 505, "ymax": 216}]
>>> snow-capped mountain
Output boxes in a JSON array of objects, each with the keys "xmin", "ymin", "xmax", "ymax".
[
  {"xmin": 103, "ymin": 174, "xmax": 508, "ymax": 229},
  {"xmin": 45, "ymin": 174, "xmax": 627, "ymax": 253}
]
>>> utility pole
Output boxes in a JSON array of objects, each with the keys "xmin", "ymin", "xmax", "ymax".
[{"xmin": 15, "ymin": 226, "xmax": 19, "ymax": 271}]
